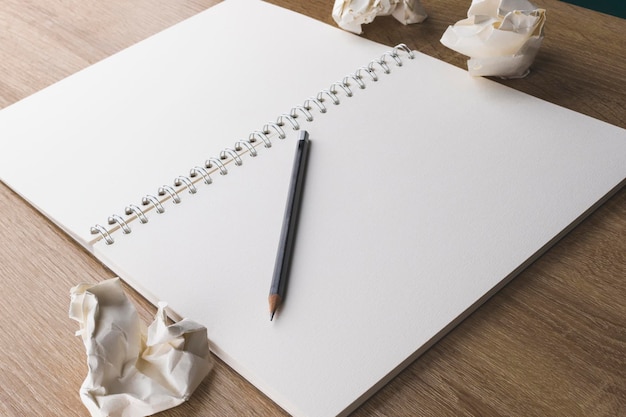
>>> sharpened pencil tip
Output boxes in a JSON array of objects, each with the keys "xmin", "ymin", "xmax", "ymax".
[{"xmin": 268, "ymin": 294, "xmax": 280, "ymax": 321}]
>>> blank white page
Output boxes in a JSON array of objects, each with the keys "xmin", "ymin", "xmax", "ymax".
[
  {"xmin": 2, "ymin": 0, "xmax": 625, "ymax": 416},
  {"xmin": 0, "ymin": 0, "xmax": 388, "ymax": 246},
  {"xmin": 95, "ymin": 10, "xmax": 626, "ymax": 417}
]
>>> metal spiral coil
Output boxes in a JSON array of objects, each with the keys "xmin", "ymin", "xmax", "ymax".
[
  {"xmin": 235, "ymin": 139, "xmax": 258, "ymax": 157},
  {"xmin": 220, "ymin": 148, "xmax": 243, "ymax": 166},
  {"xmin": 291, "ymin": 106, "xmax": 314, "ymax": 122},
  {"xmin": 190, "ymin": 166, "xmax": 212, "ymax": 184},
  {"xmin": 276, "ymin": 114, "xmax": 300, "ymax": 131},
  {"xmin": 158, "ymin": 185, "xmax": 182, "ymax": 203},
  {"xmin": 142, "ymin": 194, "xmax": 165, "ymax": 213},
  {"xmin": 107, "ymin": 214, "xmax": 131, "ymax": 234},
  {"xmin": 89, "ymin": 44, "xmax": 414, "ymax": 244},
  {"xmin": 205, "ymin": 157, "xmax": 228, "ymax": 175},
  {"xmin": 173, "ymin": 176, "xmax": 197, "ymax": 194},
  {"xmin": 90, "ymin": 224, "xmax": 114, "ymax": 244},
  {"xmin": 125, "ymin": 204, "xmax": 148, "ymax": 223}
]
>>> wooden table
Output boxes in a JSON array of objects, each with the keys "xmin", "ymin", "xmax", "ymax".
[{"xmin": 1, "ymin": 1, "xmax": 624, "ymax": 415}]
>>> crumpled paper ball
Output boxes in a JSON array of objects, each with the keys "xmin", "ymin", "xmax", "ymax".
[
  {"xmin": 440, "ymin": 0, "xmax": 546, "ymax": 78},
  {"xmin": 332, "ymin": 0, "xmax": 427, "ymax": 34},
  {"xmin": 69, "ymin": 278, "xmax": 212, "ymax": 417}
]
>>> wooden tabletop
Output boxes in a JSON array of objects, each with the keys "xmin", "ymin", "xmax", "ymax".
[{"xmin": 1, "ymin": 1, "xmax": 624, "ymax": 416}]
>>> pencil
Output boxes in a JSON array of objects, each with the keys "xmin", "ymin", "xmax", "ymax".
[{"xmin": 269, "ymin": 130, "xmax": 310, "ymax": 320}]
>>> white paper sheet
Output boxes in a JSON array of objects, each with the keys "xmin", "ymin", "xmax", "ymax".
[
  {"xmin": 332, "ymin": 0, "xmax": 427, "ymax": 34},
  {"xmin": 441, "ymin": 0, "xmax": 546, "ymax": 78},
  {"xmin": 1, "ymin": 1, "xmax": 624, "ymax": 416},
  {"xmin": 69, "ymin": 278, "xmax": 212, "ymax": 417}
]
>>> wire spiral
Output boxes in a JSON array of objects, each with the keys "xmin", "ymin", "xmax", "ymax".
[{"xmin": 91, "ymin": 44, "xmax": 415, "ymax": 244}]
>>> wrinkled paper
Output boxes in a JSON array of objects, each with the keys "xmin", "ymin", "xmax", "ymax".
[
  {"xmin": 332, "ymin": 0, "xmax": 427, "ymax": 34},
  {"xmin": 69, "ymin": 278, "xmax": 212, "ymax": 417},
  {"xmin": 440, "ymin": 0, "xmax": 546, "ymax": 78}
]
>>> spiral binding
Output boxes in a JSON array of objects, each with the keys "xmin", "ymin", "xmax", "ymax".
[{"xmin": 90, "ymin": 44, "xmax": 415, "ymax": 244}]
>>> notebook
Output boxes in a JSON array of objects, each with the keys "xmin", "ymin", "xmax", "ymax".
[{"xmin": 1, "ymin": 0, "xmax": 625, "ymax": 416}]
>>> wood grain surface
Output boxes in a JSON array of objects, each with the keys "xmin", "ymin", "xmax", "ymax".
[{"xmin": 0, "ymin": 1, "xmax": 624, "ymax": 416}]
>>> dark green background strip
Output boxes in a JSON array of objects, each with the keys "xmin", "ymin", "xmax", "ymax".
[{"xmin": 560, "ymin": 0, "xmax": 626, "ymax": 19}]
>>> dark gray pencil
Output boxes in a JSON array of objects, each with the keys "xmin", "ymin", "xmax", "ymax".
[{"xmin": 269, "ymin": 130, "xmax": 310, "ymax": 320}]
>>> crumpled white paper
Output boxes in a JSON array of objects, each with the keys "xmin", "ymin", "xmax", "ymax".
[
  {"xmin": 332, "ymin": 0, "xmax": 427, "ymax": 34},
  {"xmin": 440, "ymin": 0, "xmax": 546, "ymax": 78},
  {"xmin": 69, "ymin": 278, "xmax": 212, "ymax": 417}
]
